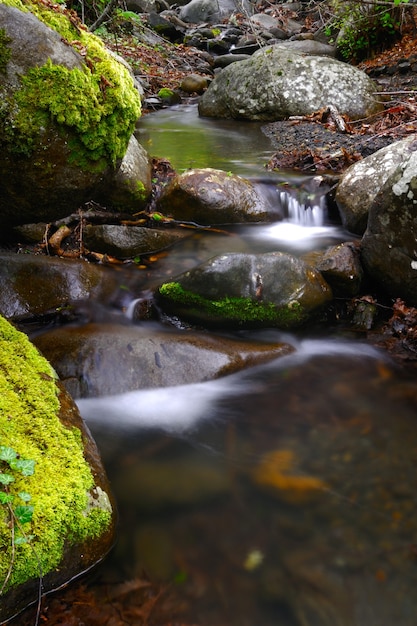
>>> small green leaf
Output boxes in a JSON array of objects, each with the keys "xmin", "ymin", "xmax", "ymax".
[
  {"xmin": 0, "ymin": 446, "xmax": 17, "ymax": 464},
  {"xmin": 14, "ymin": 505, "xmax": 34, "ymax": 525},
  {"xmin": 0, "ymin": 492, "xmax": 14, "ymax": 504},
  {"xmin": 0, "ymin": 473, "xmax": 14, "ymax": 485},
  {"xmin": 14, "ymin": 535, "xmax": 33, "ymax": 545},
  {"xmin": 17, "ymin": 492, "xmax": 32, "ymax": 502},
  {"xmin": 10, "ymin": 458, "xmax": 35, "ymax": 476}
]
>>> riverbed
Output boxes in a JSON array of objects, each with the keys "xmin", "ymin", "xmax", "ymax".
[{"xmin": 16, "ymin": 104, "xmax": 417, "ymax": 626}]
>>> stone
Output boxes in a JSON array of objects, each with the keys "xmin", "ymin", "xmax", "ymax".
[
  {"xmin": 0, "ymin": 315, "xmax": 115, "ymax": 623},
  {"xmin": 0, "ymin": 253, "xmax": 120, "ymax": 321},
  {"xmin": 156, "ymin": 168, "xmax": 276, "ymax": 224},
  {"xmin": 335, "ymin": 136, "xmax": 417, "ymax": 234},
  {"xmin": 317, "ymin": 242, "xmax": 363, "ymax": 297},
  {"xmin": 0, "ymin": 2, "xmax": 142, "ymax": 231},
  {"xmin": 198, "ymin": 45, "xmax": 383, "ymax": 121},
  {"xmin": 33, "ymin": 323, "xmax": 293, "ymax": 397},
  {"xmin": 83, "ymin": 224, "xmax": 191, "ymax": 258},
  {"xmin": 361, "ymin": 147, "xmax": 417, "ymax": 306},
  {"xmin": 156, "ymin": 252, "xmax": 332, "ymax": 329}
]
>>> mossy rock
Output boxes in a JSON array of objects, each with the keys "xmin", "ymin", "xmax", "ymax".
[
  {"xmin": 0, "ymin": 315, "xmax": 116, "ymax": 622},
  {"xmin": 156, "ymin": 252, "xmax": 332, "ymax": 329},
  {"xmin": 0, "ymin": 0, "xmax": 142, "ymax": 228}
]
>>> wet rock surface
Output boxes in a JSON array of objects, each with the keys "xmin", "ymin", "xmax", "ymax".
[{"xmin": 33, "ymin": 323, "xmax": 293, "ymax": 398}]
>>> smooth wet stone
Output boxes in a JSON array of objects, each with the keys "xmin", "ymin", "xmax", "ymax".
[
  {"xmin": 316, "ymin": 241, "xmax": 363, "ymax": 297},
  {"xmin": 0, "ymin": 253, "xmax": 121, "ymax": 320},
  {"xmin": 33, "ymin": 323, "xmax": 293, "ymax": 397},
  {"xmin": 83, "ymin": 224, "xmax": 191, "ymax": 258},
  {"xmin": 156, "ymin": 251, "xmax": 332, "ymax": 329},
  {"xmin": 157, "ymin": 167, "xmax": 278, "ymax": 224}
]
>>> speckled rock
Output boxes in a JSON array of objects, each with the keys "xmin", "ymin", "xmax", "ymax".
[
  {"xmin": 335, "ymin": 135, "xmax": 417, "ymax": 235},
  {"xmin": 198, "ymin": 45, "xmax": 383, "ymax": 121},
  {"xmin": 361, "ymin": 146, "xmax": 417, "ymax": 305}
]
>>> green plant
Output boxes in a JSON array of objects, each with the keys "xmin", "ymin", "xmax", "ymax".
[
  {"xmin": 0, "ymin": 445, "xmax": 36, "ymax": 594},
  {"xmin": 330, "ymin": 0, "xmax": 408, "ymax": 61}
]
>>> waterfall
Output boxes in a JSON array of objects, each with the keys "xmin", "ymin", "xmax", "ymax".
[{"xmin": 279, "ymin": 188, "xmax": 327, "ymax": 227}]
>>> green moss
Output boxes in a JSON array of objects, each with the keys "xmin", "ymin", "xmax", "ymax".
[
  {"xmin": 0, "ymin": 28, "xmax": 11, "ymax": 73},
  {"xmin": 0, "ymin": 315, "xmax": 112, "ymax": 592},
  {"xmin": 159, "ymin": 282, "xmax": 306, "ymax": 327},
  {"xmin": 0, "ymin": 0, "xmax": 141, "ymax": 167}
]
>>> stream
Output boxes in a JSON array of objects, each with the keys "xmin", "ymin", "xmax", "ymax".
[{"xmin": 70, "ymin": 105, "xmax": 417, "ymax": 625}]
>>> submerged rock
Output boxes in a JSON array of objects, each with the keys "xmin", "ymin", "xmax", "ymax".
[
  {"xmin": 0, "ymin": 315, "xmax": 115, "ymax": 623},
  {"xmin": 156, "ymin": 252, "xmax": 332, "ymax": 328},
  {"xmin": 198, "ymin": 45, "xmax": 383, "ymax": 121},
  {"xmin": 33, "ymin": 323, "xmax": 293, "ymax": 397}
]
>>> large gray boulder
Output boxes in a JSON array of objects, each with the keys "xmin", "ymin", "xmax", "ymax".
[
  {"xmin": 198, "ymin": 45, "xmax": 383, "ymax": 121},
  {"xmin": 335, "ymin": 136, "xmax": 417, "ymax": 235},
  {"xmin": 156, "ymin": 252, "xmax": 332, "ymax": 328},
  {"xmin": 179, "ymin": 0, "xmax": 251, "ymax": 23},
  {"xmin": 0, "ymin": 3, "xmax": 144, "ymax": 231},
  {"xmin": 361, "ymin": 146, "xmax": 417, "ymax": 306}
]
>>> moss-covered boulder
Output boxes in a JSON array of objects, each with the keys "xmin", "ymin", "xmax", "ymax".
[
  {"xmin": 156, "ymin": 252, "xmax": 332, "ymax": 329},
  {"xmin": 0, "ymin": 315, "xmax": 116, "ymax": 622},
  {"xmin": 0, "ymin": 0, "xmax": 145, "ymax": 231}
]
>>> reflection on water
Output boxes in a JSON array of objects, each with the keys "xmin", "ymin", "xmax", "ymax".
[
  {"xmin": 80, "ymin": 340, "xmax": 417, "ymax": 626},
  {"xmin": 136, "ymin": 103, "xmax": 276, "ymax": 176}
]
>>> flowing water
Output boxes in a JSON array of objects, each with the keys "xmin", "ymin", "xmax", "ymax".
[{"xmin": 74, "ymin": 105, "xmax": 417, "ymax": 625}]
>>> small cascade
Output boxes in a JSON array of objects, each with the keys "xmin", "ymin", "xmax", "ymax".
[{"xmin": 279, "ymin": 188, "xmax": 327, "ymax": 227}]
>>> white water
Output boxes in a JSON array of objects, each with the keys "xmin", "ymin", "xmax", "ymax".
[{"xmin": 76, "ymin": 339, "xmax": 385, "ymax": 435}]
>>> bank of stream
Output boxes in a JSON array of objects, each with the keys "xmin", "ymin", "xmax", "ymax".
[{"xmin": 15, "ymin": 104, "xmax": 417, "ymax": 626}]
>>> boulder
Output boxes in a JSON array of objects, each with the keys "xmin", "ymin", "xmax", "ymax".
[
  {"xmin": 316, "ymin": 241, "xmax": 363, "ymax": 297},
  {"xmin": 95, "ymin": 135, "xmax": 152, "ymax": 213},
  {"xmin": 179, "ymin": 0, "xmax": 251, "ymax": 23},
  {"xmin": 198, "ymin": 45, "xmax": 383, "ymax": 121},
  {"xmin": 361, "ymin": 147, "xmax": 417, "ymax": 306},
  {"xmin": 0, "ymin": 2, "xmax": 142, "ymax": 232},
  {"xmin": 0, "ymin": 315, "xmax": 115, "ymax": 622},
  {"xmin": 33, "ymin": 323, "xmax": 293, "ymax": 397},
  {"xmin": 156, "ymin": 252, "xmax": 332, "ymax": 328},
  {"xmin": 0, "ymin": 253, "xmax": 121, "ymax": 321},
  {"xmin": 156, "ymin": 168, "xmax": 277, "ymax": 224},
  {"xmin": 335, "ymin": 136, "xmax": 417, "ymax": 234},
  {"xmin": 83, "ymin": 224, "xmax": 191, "ymax": 258}
]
